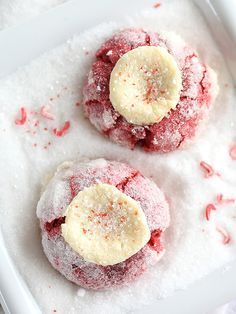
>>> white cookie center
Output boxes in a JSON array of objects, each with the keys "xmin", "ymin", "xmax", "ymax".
[
  {"xmin": 61, "ymin": 183, "xmax": 150, "ymax": 266},
  {"xmin": 109, "ymin": 46, "xmax": 182, "ymax": 125}
]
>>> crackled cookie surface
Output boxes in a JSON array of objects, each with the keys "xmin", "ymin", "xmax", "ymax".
[
  {"xmin": 83, "ymin": 28, "xmax": 218, "ymax": 152},
  {"xmin": 37, "ymin": 159, "xmax": 170, "ymax": 290}
]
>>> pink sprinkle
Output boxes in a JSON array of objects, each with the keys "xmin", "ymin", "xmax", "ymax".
[
  {"xmin": 15, "ymin": 107, "xmax": 27, "ymax": 125},
  {"xmin": 53, "ymin": 121, "xmax": 70, "ymax": 137},
  {"xmin": 40, "ymin": 105, "xmax": 55, "ymax": 120},
  {"xmin": 205, "ymin": 203, "xmax": 216, "ymax": 221},
  {"xmin": 216, "ymin": 226, "xmax": 231, "ymax": 244},
  {"xmin": 229, "ymin": 144, "xmax": 236, "ymax": 160},
  {"xmin": 216, "ymin": 194, "xmax": 235, "ymax": 205},
  {"xmin": 200, "ymin": 161, "xmax": 218, "ymax": 178}
]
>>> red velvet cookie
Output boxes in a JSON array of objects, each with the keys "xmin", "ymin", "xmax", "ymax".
[
  {"xmin": 83, "ymin": 28, "xmax": 218, "ymax": 152},
  {"xmin": 37, "ymin": 159, "xmax": 170, "ymax": 290}
]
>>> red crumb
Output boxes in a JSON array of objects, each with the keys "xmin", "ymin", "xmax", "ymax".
[
  {"xmin": 205, "ymin": 203, "xmax": 216, "ymax": 221},
  {"xmin": 53, "ymin": 121, "xmax": 70, "ymax": 137},
  {"xmin": 34, "ymin": 120, "xmax": 39, "ymax": 127},
  {"xmin": 216, "ymin": 194, "xmax": 235, "ymax": 205},
  {"xmin": 83, "ymin": 228, "xmax": 87, "ymax": 235},
  {"xmin": 40, "ymin": 105, "xmax": 55, "ymax": 120},
  {"xmin": 200, "ymin": 161, "xmax": 216, "ymax": 178},
  {"xmin": 153, "ymin": 2, "xmax": 161, "ymax": 8},
  {"xmin": 216, "ymin": 226, "xmax": 231, "ymax": 244},
  {"xmin": 15, "ymin": 107, "xmax": 27, "ymax": 125},
  {"xmin": 229, "ymin": 144, "xmax": 236, "ymax": 160},
  {"xmin": 75, "ymin": 102, "xmax": 81, "ymax": 107}
]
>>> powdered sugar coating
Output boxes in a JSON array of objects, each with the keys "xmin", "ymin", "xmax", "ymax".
[
  {"xmin": 83, "ymin": 29, "xmax": 218, "ymax": 152},
  {"xmin": 37, "ymin": 159, "xmax": 170, "ymax": 289}
]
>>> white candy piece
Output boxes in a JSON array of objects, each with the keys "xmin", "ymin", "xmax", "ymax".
[
  {"xmin": 61, "ymin": 183, "xmax": 150, "ymax": 266},
  {"xmin": 109, "ymin": 46, "xmax": 182, "ymax": 125}
]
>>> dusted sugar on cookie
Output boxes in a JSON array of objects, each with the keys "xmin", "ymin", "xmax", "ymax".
[
  {"xmin": 83, "ymin": 28, "xmax": 218, "ymax": 152},
  {"xmin": 37, "ymin": 159, "xmax": 170, "ymax": 290}
]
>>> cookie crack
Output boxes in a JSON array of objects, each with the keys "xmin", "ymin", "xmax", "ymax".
[
  {"xmin": 44, "ymin": 216, "xmax": 66, "ymax": 236},
  {"xmin": 115, "ymin": 171, "xmax": 140, "ymax": 192}
]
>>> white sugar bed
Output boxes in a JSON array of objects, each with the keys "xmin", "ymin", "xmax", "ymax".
[{"xmin": 0, "ymin": 1, "xmax": 236, "ymax": 313}]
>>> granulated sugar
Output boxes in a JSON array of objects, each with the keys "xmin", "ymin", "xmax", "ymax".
[
  {"xmin": 0, "ymin": 1, "xmax": 235, "ymax": 313},
  {"xmin": 0, "ymin": 0, "xmax": 67, "ymax": 30}
]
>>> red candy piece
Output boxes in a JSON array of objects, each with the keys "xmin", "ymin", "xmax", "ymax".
[
  {"xmin": 205, "ymin": 203, "xmax": 216, "ymax": 221},
  {"xmin": 216, "ymin": 194, "xmax": 235, "ymax": 205},
  {"xmin": 216, "ymin": 226, "xmax": 231, "ymax": 245},
  {"xmin": 40, "ymin": 105, "xmax": 55, "ymax": 120},
  {"xmin": 15, "ymin": 107, "xmax": 27, "ymax": 125},
  {"xmin": 53, "ymin": 121, "xmax": 70, "ymax": 137},
  {"xmin": 200, "ymin": 161, "xmax": 215, "ymax": 178}
]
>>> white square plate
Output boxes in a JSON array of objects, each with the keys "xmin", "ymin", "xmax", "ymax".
[{"xmin": 0, "ymin": 1, "xmax": 235, "ymax": 313}]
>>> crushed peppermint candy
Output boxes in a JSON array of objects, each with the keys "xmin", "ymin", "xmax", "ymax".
[
  {"xmin": 53, "ymin": 121, "xmax": 70, "ymax": 137},
  {"xmin": 216, "ymin": 226, "xmax": 231, "ymax": 245},
  {"xmin": 15, "ymin": 107, "xmax": 27, "ymax": 125},
  {"xmin": 40, "ymin": 105, "xmax": 55, "ymax": 120},
  {"xmin": 199, "ymin": 161, "xmax": 219, "ymax": 178},
  {"xmin": 216, "ymin": 194, "xmax": 235, "ymax": 205},
  {"xmin": 205, "ymin": 203, "xmax": 216, "ymax": 221}
]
